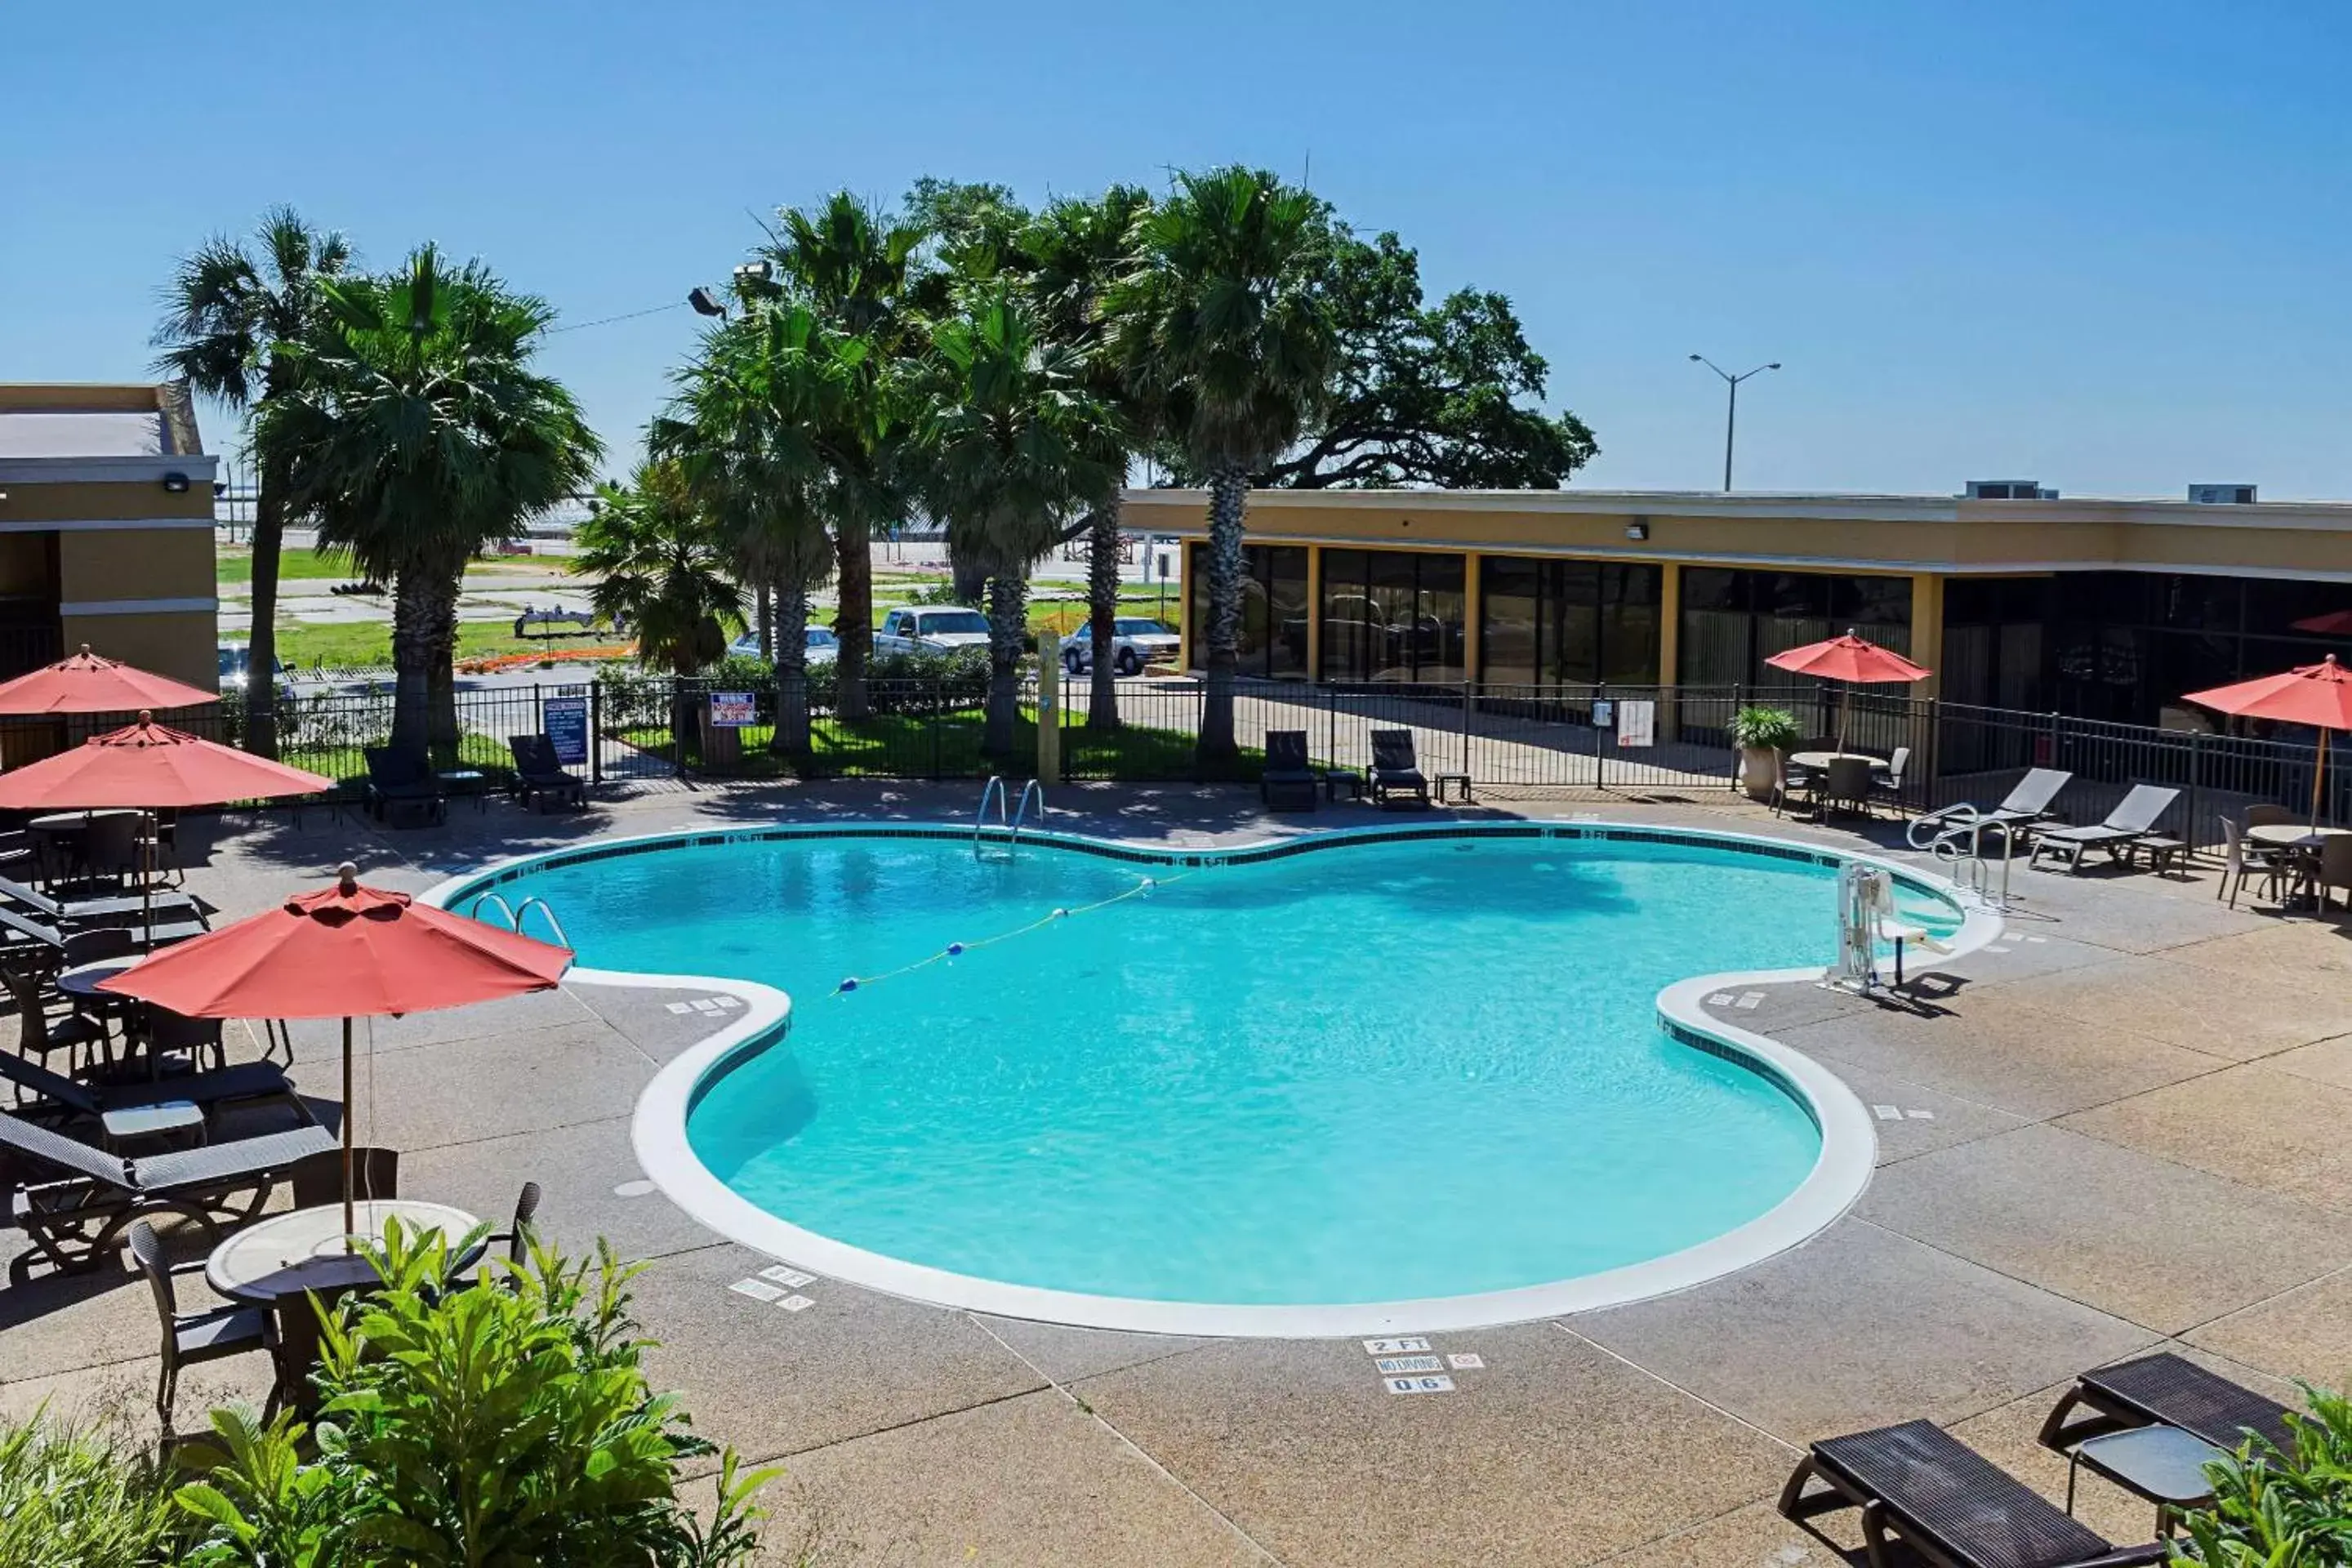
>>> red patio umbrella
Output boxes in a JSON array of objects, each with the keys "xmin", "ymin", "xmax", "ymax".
[
  {"xmin": 102, "ymin": 863, "xmax": 573, "ymax": 1236},
  {"xmin": 1764, "ymin": 629, "xmax": 1933, "ymax": 752},
  {"xmin": 0, "ymin": 715, "xmax": 332, "ymax": 941},
  {"xmin": 2288, "ymin": 609, "xmax": 2352, "ymax": 636},
  {"xmin": 0, "ymin": 645, "xmax": 217, "ymax": 716},
  {"xmin": 2184, "ymin": 653, "xmax": 2352, "ymax": 829}
]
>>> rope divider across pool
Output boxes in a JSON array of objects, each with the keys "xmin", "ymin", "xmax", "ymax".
[{"xmin": 832, "ymin": 868, "xmax": 1197, "ymax": 996}]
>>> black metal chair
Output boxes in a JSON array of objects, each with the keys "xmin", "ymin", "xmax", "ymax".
[
  {"xmin": 1259, "ymin": 732, "xmax": 1320, "ymax": 811},
  {"xmin": 487, "ymin": 1180, "xmax": 542, "ymax": 1267},
  {"xmin": 290, "ymin": 1146, "xmax": 401, "ymax": 1209},
  {"xmin": 1368, "ymin": 729, "xmax": 1429, "ymax": 808},
  {"xmin": 129, "ymin": 1218, "xmax": 275, "ymax": 1428}
]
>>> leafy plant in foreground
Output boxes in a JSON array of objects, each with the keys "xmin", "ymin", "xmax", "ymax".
[
  {"xmin": 177, "ymin": 1224, "xmax": 774, "ymax": 1567},
  {"xmin": 2172, "ymin": 1383, "xmax": 2352, "ymax": 1566},
  {"xmin": 0, "ymin": 1411, "xmax": 189, "ymax": 1566}
]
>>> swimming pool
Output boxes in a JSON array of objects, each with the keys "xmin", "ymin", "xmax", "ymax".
[{"xmin": 440, "ymin": 823, "xmax": 1975, "ymax": 1334}]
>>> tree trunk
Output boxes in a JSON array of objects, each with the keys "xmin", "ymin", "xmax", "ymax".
[
  {"xmin": 243, "ymin": 474, "xmax": 286, "ymax": 758},
  {"xmin": 950, "ymin": 555, "xmax": 988, "ymax": 607},
  {"xmin": 388, "ymin": 567, "xmax": 437, "ymax": 768},
  {"xmin": 834, "ymin": 518, "xmax": 871, "ymax": 720},
  {"xmin": 755, "ymin": 581, "xmax": 773, "ymax": 660},
  {"xmin": 771, "ymin": 583, "xmax": 812, "ymax": 760},
  {"xmin": 1085, "ymin": 496, "xmax": 1124, "ymax": 730},
  {"xmin": 983, "ymin": 572, "xmax": 1027, "ymax": 760},
  {"xmin": 425, "ymin": 568, "xmax": 460, "ymax": 766},
  {"xmin": 1195, "ymin": 463, "xmax": 1249, "ymax": 767}
]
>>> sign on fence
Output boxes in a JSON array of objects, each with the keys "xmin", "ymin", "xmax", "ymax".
[
  {"xmin": 709, "ymin": 691, "xmax": 756, "ymax": 729},
  {"xmin": 544, "ymin": 696, "xmax": 590, "ymax": 764},
  {"xmin": 1616, "ymin": 700, "xmax": 1656, "ymax": 748}
]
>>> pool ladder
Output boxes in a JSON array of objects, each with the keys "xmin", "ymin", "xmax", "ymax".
[
  {"xmin": 466, "ymin": 892, "xmax": 573, "ymax": 947},
  {"xmin": 975, "ymin": 776, "xmax": 1045, "ymax": 863}
]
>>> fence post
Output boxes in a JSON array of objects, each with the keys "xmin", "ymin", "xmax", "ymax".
[
  {"xmin": 1036, "ymin": 634, "xmax": 1062, "ymax": 786},
  {"xmin": 2185, "ymin": 728, "xmax": 2203, "ymax": 850},
  {"xmin": 1461, "ymin": 677, "xmax": 1473, "ymax": 779},
  {"xmin": 1595, "ymin": 680, "xmax": 1609, "ymax": 792},
  {"xmin": 589, "ymin": 681, "xmax": 604, "ymax": 786}
]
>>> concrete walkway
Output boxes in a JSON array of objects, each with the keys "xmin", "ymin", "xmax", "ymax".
[{"xmin": 4, "ymin": 779, "xmax": 2349, "ymax": 1566}]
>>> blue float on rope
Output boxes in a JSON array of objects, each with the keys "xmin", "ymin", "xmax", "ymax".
[
  {"xmin": 947, "ymin": 942, "xmax": 964, "ymax": 956},
  {"xmin": 838, "ymin": 977, "xmax": 859, "ymax": 993}
]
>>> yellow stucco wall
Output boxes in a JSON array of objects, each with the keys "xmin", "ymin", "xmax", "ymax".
[
  {"xmin": 56, "ymin": 610, "xmax": 219, "ymax": 690},
  {"xmin": 57, "ymin": 527, "xmax": 216, "ymax": 606},
  {"xmin": 0, "ymin": 480, "xmax": 212, "ymax": 527}
]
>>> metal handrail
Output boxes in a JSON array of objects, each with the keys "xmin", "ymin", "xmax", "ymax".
[
  {"xmin": 466, "ymin": 893, "xmax": 520, "ymax": 929},
  {"xmin": 512, "ymin": 896, "xmax": 572, "ymax": 948},
  {"xmin": 975, "ymin": 776, "xmax": 1009, "ymax": 862},
  {"xmin": 1009, "ymin": 778, "xmax": 1045, "ymax": 851}
]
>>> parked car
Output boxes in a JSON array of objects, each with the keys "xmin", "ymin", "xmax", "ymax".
[
  {"xmin": 725, "ymin": 626, "xmax": 840, "ymax": 666},
  {"xmin": 1060, "ymin": 617, "xmax": 1179, "ymax": 676},
  {"xmin": 874, "ymin": 606, "xmax": 992, "ymax": 655},
  {"xmin": 216, "ymin": 644, "xmax": 298, "ymax": 701}
]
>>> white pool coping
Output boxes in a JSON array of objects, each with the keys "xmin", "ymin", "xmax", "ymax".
[{"xmin": 426, "ymin": 819, "xmax": 2002, "ymax": 1338}]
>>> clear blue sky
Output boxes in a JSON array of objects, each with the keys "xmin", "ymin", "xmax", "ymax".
[{"xmin": 11, "ymin": 1, "xmax": 2351, "ymax": 498}]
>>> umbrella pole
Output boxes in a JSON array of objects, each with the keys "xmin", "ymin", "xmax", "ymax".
[
  {"xmin": 341, "ymin": 1015, "xmax": 355, "ymax": 1245},
  {"xmin": 2313, "ymin": 728, "xmax": 2330, "ymax": 834}
]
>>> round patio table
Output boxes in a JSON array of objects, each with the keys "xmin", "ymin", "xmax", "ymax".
[
  {"xmin": 56, "ymin": 958, "xmax": 136, "ymax": 998},
  {"xmin": 2246, "ymin": 823, "xmax": 2352, "ymax": 851},
  {"xmin": 207, "ymin": 1199, "xmax": 483, "ymax": 1411},
  {"xmin": 1788, "ymin": 751, "xmax": 1886, "ymax": 773},
  {"xmin": 206, "ymin": 1199, "xmax": 483, "ymax": 1303}
]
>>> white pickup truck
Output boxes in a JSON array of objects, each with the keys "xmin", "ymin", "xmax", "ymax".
[{"xmin": 874, "ymin": 606, "xmax": 993, "ymax": 655}]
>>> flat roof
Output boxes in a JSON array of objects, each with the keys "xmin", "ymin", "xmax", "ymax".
[
  {"xmin": 0, "ymin": 410, "xmax": 170, "ymax": 460},
  {"xmin": 0, "ymin": 384, "xmax": 212, "ymax": 486}
]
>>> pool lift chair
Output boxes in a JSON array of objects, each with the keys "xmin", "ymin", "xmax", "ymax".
[{"xmin": 1830, "ymin": 862, "xmax": 1947, "ymax": 996}]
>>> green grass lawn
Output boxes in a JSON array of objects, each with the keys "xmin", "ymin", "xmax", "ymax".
[
  {"xmin": 215, "ymin": 546, "xmax": 372, "ymax": 587},
  {"xmin": 277, "ymin": 730, "xmax": 514, "ymax": 788},
  {"xmin": 226, "ymin": 619, "xmax": 627, "ymax": 671},
  {"xmin": 621, "ymin": 706, "xmax": 1255, "ymax": 782}
]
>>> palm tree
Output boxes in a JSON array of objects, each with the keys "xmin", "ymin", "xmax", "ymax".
[
  {"xmin": 1018, "ymin": 186, "xmax": 1154, "ymax": 730},
  {"xmin": 653, "ymin": 310, "xmax": 837, "ymax": 760},
  {"xmin": 915, "ymin": 285, "xmax": 1121, "ymax": 755},
  {"xmin": 1108, "ymin": 167, "xmax": 1338, "ymax": 767},
  {"xmin": 151, "ymin": 207, "xmax": 352, "ymax": 758},
  {"xmin": 261, "ymin": 246, "xmax": 599, "ymax": 766},
  {"xmin": 575, "ymin": 461, "xmax": 743, "ymax": 747},
  {"xmin": 760, "ymin": 194, "xmax": 924, "ymax": 722}
]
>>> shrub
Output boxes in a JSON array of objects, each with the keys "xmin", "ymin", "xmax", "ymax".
[
  {"xmin": 2173, "ymin": 1383, "xmax": 2352, "ymax": 1566},
  {"xmin": 1728, "ymin": 706, "xmax": 1802, "ymax": 751},
  {"xmin": 176, "ymin": 1224, "xmax": 773, "ymax": 1568},
  {"xmin": 0, "ymin": 1412, "xmax": 188, "ymax": 1566}
]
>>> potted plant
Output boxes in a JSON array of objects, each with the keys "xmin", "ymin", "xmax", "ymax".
[{"xmin": 1728, "ymin": 706, "xmax": 1802, "ymax": 800}]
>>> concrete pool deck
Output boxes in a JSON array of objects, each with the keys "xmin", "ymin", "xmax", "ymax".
[{"xmin": 4, "ymin": 777, "xmax": 2350, "ymax": 1565}]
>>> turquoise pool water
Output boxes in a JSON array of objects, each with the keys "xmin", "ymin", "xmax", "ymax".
[{"xmin": 487, "ymin": 831, "xmax": 1960, "ymax": 1307}]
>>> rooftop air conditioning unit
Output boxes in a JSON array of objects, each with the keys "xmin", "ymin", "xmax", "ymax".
[
  {"xmin": 1965, "ymin": 480, "xmax": 2059, "ymax": 500},
  {"xmin": 2188, "ymin": 483, "xmax": 2256, "ymax": 505}
]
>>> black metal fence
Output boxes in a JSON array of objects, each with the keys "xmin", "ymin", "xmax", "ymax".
[{"xmin": 24, "ymin": 673, "xmax": 2337, "ymax": 852}]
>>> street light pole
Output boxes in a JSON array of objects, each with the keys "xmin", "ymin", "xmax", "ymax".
[{"xmin": 1689, "ymin": 355, "xmax": 1781, "ymax": 491}]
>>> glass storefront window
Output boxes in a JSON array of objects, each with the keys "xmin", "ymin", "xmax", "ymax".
[
  {"xmin": 1476, "ymin": 557, "xmax": 1660, "ymax": 688},
  {"xmin": 1676, "ymin": 568, "xmax": 1913, "ymax": 688},
  {"xmin": 1320, "ymin": 549, "xmax": 1466, "ymax": 684},
  {"xmin": 1186, "ymin": 542, "xmax": 1309, "ymax": 679}
]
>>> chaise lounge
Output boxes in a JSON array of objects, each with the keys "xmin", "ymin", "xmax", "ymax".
[
  {"xmin": 2040, "ymin": 1351, "xmax": 2296, "ymax": 1458},
  {"xmin": 1369, "ymin": 729, "xmax": 1430, "ymax": 808},
  {"xmin": 1909, "ymin": 767, "xmax": 2074, "ymax": 853},
  {"xmin": 2, "ymin": 1111, "xmax": 333, "ymax": 1273},
  {"xmin": 2026, "ymin": 784, "xmax": 2181, "ymax": 875},
  {"xmin": 508, "ymin": 734, "xmax": 588, "ymax": 813},
  {"xmin": 1780, "ymin": 1419, "xmax": 2167, "ymax": 1568},
  {"xmin": 1259, "ymin": 730, "xmax": 1320, "ymax": 811},
  {"xmin": 363, "ymin": 746, "xmax": 448, "ymax": 826},
  {"xmin": 0, "ymin": 1050, "xmax": 311, "ymax": 1136}
]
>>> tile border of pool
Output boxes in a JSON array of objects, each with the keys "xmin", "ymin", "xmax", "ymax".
[{"xmin": 425, "ymin": 820, "xmax": 2002, "ymax": 1338}]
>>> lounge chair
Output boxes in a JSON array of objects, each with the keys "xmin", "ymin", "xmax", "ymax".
[
  {"xmin": 1259, "ymin": 731, "xmax": 1320, "ymax": 811},
  {"xmin": 0, "ymin": 871, "xmax": 206, "ymax": 931},
  {"xmin": 0, "ymin": 1049, "xmax": 310, "ymax": 1134},
  {"xmin": 363, "ymin": 746, "xmax": 448, "ymax": 826},
  {"xmin": 1908, "ymin": 768, "xmax": 2074, "ymax": 853},
  {"xmin": 2, "ymin": 1111, "xmax": 334, "ymax": 1273},
  {"xmin": 2027, "ymin": 784, "xmax": 2181, "ymax": 875},
  {"xmin": 1780, "ymin": 1419, "xmax": 2167, "ymax": 1568},
  {"xmin": 507, "ymin": 734, "xmax": 587, "ymax": 813},
  {"xmin": 1368, "ymin": 729, "xmax": 1429, "ymax": 808},
  {"xmin": 2039, "ymin": 1352, "xmax": 2295, "ymax": 1459}
]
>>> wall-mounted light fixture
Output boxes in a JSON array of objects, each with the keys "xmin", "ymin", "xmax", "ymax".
[
  {"xmin": 161, "ymin": 472, "xmax": 191, "ymax": 494},
  {"xmin": 1625, "ymin": 521, "xmax": 1650, "ymax": 541}
]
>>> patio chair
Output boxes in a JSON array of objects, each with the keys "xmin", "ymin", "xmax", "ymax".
[
  {"xmin": 1908, "ymin": 768, "xmax": 2074, "ymax": 853},
  {"xmin": 2027, "ymin": 785, "xmax": 2180, "ymax": 875},
  {"xmin": 2039, "ymin": 1352, "xmax": 2296, "ymax": 1461},
  {"xmin": 2242, "ymin": 804, "xmax": 2297, "ymax": 831},
  {"xmin": 129, "ymin": 1218, "xmax": 275, "ymax": 1428},
  {"xmin": 2, "ymin": 1111, "xmax": 333, "ymax": 1273},
  {"xmin": 2305, "ymin": 832, "xmax": 2352, "ymax": 912},
  {"xmin": 1368, "ymin": 729, "xmax": 1429, "ymax": 808},
  {"xmin": 1259, "ymin": 731, "xmax": 1320, "ymax": 811},
  {"xmin": 291, "ymin": 1146, "xmax": 399, "ymax": 1209},
  {"xmin": 0, "ymin": 1049, "xmax": 309, "ymax": 1134},
  {"xmin": 2216, "ymin": 817, "xmax": 2284, "ymax": 909},
  {"xmin": 1780, "ymin": 1419, "xmax": 2167, "ymax": 1568},
  {"xmin": 362, "ymin": 747, "xmax": 448, "ymax": 826},
  {"xmin": 507, "ymin": 734, "xmax": 587, "ymax": 813},
  {"xmin": 1869, "ymin": 746, "xmax": 1913, "ymax": 816},
  {"xmin": 487, "ymin": 1180, "xmax": 542, "ymax": 1267}
]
